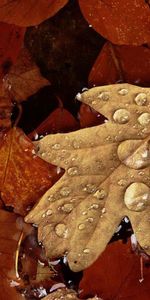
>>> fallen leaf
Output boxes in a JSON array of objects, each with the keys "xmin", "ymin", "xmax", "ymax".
[
  {"xmin": 0, "ymin": 127, "xmax": 57, "ymax": 215},
  {"xmin": 28, "ymin": 107, "xmax": 79, "ymax": 140},
  {"xmin": 3, "ymin": 48, "xmax": 50, "ymax": 102},
  {"xmin": 89, "ymin": 43, "xmax": 150, "ymax": 87},
  {"xmin": 42, "ymin": 288, "xmax": 101, "ymax": 299},
  {"xmin": 0, "ymin": 0, "xmax": 68, "ymax": 27},
  {"xmin": 0, "ymin": 209, "xmax": 29, "ymax": 300},
  {"xmin": 80, "ymin": 239, "xmax": 150, "ymax": 300},
  {"xmin": 79, "ymin": 0, "xmax": 150, "ymax": 45},
  {"xmin": 0, "ymin": 83, "xmax": 12, "ymax": 131},
  {"xmin": 79, "ymin": 103, "xmax": 106, "ymax": 128},
  {"xmin": 26, "ymin": 83, "xmax": 150, "ymax": 272},
  {"xmin": 0, "ymin": 22, "xmax": 25, "ymax": 78}
]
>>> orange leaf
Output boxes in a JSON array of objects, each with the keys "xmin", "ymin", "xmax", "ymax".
[
  {"xmin": 0, "ymin": 22, "xmax": 25, "ymax": 78},
  {"xmin": 79, "ymin": 0, "xmax": 150, "ymax": 45},
  {"xmin": 3, "ymin": 48, "xmax": 50, "ymax": 102},
  {"xmin": 0, "ymin": 83, "xmax": 12, "ymax": 131},
  {"xmin": 79, "ymin": 103, "xmax": 106, "ymax": 128},
  {"xmin": 0, "ymin": 0, "xmax": 68, "ymax": 27},
  {"xmin": 80, "ymin": 240, "xmax": 150, "ymax": 300},
  {"xmin": 89, "ymin": 43, "xmax": 150, "ymax": 87},
  {"xmin": 28, "ymin": 107, "xmax": 79, "ymax": 139},
  {"xmin": 0, "ymin": 127, "xmax": 57, "ymax": 215},
  {"xmin": 0, "ymin": 209, "xmax": 29, "ymax": 300}
]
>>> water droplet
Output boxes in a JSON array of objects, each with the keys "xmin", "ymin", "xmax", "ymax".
[
  {"xmin": 101, "ymin": 207, "xmax": 106, "ymax": 214},
  {"xmin": 83, "ymin": 248, "xmax": 90, "ymax": 254},
  {"xmin": 87, "ymin": 217, "xmax": 94, "ymax": 223},
  {"xmin": 118, "ymin": 88, "xmax": 128, "ymax": 95},
  {"xmin": 67, "ymin": 167, "xmax": 78, "ymax": 176},
  {"xmin": 82, "ymin": 211, "xmax": 87, "ymax": 215},
  {"xmin": 46, "ymin": 209, "xmax": 52, "ymax": 216},
  {"xmin": 55, "ymin": 223, "xmax": 68, "ymax": 238},
  {"xmin": 118, "ymin": 179, "xmax": 127, "ymax": 186},
  {"xmin": 41, "ymin": 152, "xmax": 45, "ymax": 157},
  {"xmin": 138, "ymin": 113, "xmax": 150, "ymax": 126},
  {"xmin": 134, "ymin": 93, "xmax": 147, "ymax": 106},
  {"xmin": 51, "ymin": 143, "xmax": 61, "ymax": 150},
  {"xmin": 113, "ymin": 109, "xmax": 130, "ymax": 124},
  {"xmin": 83, "ymin": 184, "xmax": 97, "ymax": 193},
  {"xmin": 42, "ymin": 213, "xmax": 46, "ymax": 218},
  {"xmin": 47, "ymin": 195, "xmax": 54, "ymax": 202},
  {"xmin": 59, "ymin": 187, "xmax": 71, "ymax": 197},
  {"xmin": 98, "ymin": 91, "xmax": 110, "ymax": 101},
  {"xmin": 76, "ymin": 92, "xmax": 82, "ymax": 100},
  {"xmin": 56, "ymin": 166, "xmax": 61, "ymax": 174},
  {"xmin": 124, "ymin": 182, "xmax": 150, "ymax": 211},
  {"xmin": 61, "ymin": 203, "xmax": 73, "ymax": 213},
  {"xmin": 78, "ymin": 223, "xmax": 85, "ymax": 230},
  {"xmin": 72, "ymin": 140, "xmax": 81, "ymax": 149},
  {"xmin": 90, "ymin": 203, "xmax": 99, "ymax": 209},
  {"xmin": 94, "ymin": 189, "xmax": 107, "ymax": 199}
]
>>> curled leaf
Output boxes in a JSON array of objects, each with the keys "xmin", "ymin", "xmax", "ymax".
[{"xmin": 43, "ymin": 288, "xmax": 100, "ymax": 299}]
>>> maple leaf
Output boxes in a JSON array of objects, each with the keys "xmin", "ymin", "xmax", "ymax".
[
  {"xmin": 79, "ymin": 0, "xmax": 150, "ymax": 45},
  {"xmin": 0, "ymin": 127, "xmax": 56, "ymax": 215},
  {"xmin": 26, "ymin": 83, "xmax": 150, "ymax": 271},
  {"xmin": 0, "ymin": 22, "xmax": 25, "ymax": 78},
  {"xmin": 80, "ymin": 239, "xmax": 150, "ymax": 300},
  {"xmin": 42, "ymin": 288, "xmax": 101, "ymax": 300},
  {"xmin": 0, "ymin": 0, "xmax": 68, "ymax": 27},
  {"xmin": 3, "ymin": 48, "xmax": 50, "ymax": 102},
  {"xmin": 89, "ymin": 42, "xmax": 150, "ymax": 87},
  {"xmin": 0, "ymin": 209, "xmax": 31, "ymax": 300}
]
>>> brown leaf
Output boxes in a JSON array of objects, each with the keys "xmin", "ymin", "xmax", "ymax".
[
  {"xmin": 0, "ymin": 127, "xmax": 56, "ymax": 215},
  {"xmin": 0, "ymin": 0, "xmax": 68, "ymax": 27},
  {"xmin": 0, "ymin": 22, "xmax": 25, "ymax": 78},
  {"xmin": 80, "ymin": 239, "xmax": 150, "ymax": 300},
  {"xmin": 0, "ymin": 83, "xmax": 12, "ymax": 131},
  {"xmin": 3, "ymin": 48, "xmax": 50, "ymax": 102},
  {"xmin": 0, "ymin": 209, "xmax": 29, "ymax": 300},
  {"xmin": 42, "ymin": 288, "xmax": 101, "ymax": 300},
  {"xmin": 79, "ymin": 0, "xmax": 150, "ymax": 45},
  {"xmin": 28, "ymin": 107, "xmax": 79, "ymax": 139},
  {"xmin": 89, "ymin": 43, "xmax": 150, "ymax": 87},
  {"xmin": 26, "ymin": 83, "xmax": 150, "ymax": 271}
]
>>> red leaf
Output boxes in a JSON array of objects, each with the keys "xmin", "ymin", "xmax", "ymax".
[
  {"xmin": 79, "ymin": 103, "xmax": 106, "ymax": 128},
  {"xmin": 89, "ymin": 43, "xmax": 150, "ymax": 87},
  {"xmin": 79, "ymin": 0, "xmax": 150, "ymax": 45},
  {"xmin": 0, "ymin": 83, "xmax": 12, "ymax": 131},
  {"xmin": 80, "ymin": 240, "xmax": 150, "ymax": 300},
  {"xmin": 0, "ymin": 22, "xmax": 25, "ymax": 78},
  {"xmin": 0, "ymin": 0, "xmax": 68, "ymax": 27},
  {"xmin": 0, "ymin": 127, "xmax": 59, "ymax": 215},
  {"xmin": 28, "ymin": 107, "xmax": 79, "ymax": 139}
]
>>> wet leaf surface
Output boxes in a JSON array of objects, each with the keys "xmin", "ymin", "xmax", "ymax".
[
  {"xmin": 26, "ymin": 83, "xmax": 150, "ymax": 271},
  {"xmin": 79, "ymin": 0, "xmax": 150, "ymax": 45},
  {"xmin": 43, "ymin": 287, "xmax": 101, "ymax": 299},
  {"xmin": 0, "ymin": 0, "xmax": 68, "ymax": 26}
]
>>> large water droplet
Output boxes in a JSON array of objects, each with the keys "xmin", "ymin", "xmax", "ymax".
[
  {"xmin": 138, "ymin": 113, "xmax": 150, "ymax": 126},
  {"xmin": 134, "ymin": 93, "xmax": 147, "ymax": 106},
  {"xmin": 124, "ymin": 182, "xmax": 150, "ymax": 211},
  {"xmin": 46, "ymin": 209, "xmax": 52, "ymax": 216},
  {"xmin": 59, "ymin": 187, "xmax": 71, "ymax": 197},
  {"xmin": 98, "ymin": 91, "xmax": 110, "ymax": 101},
  {"xmin": 113, "ymin": 109, "xmax": 130, "ymax": 124},
  {"xmin": 55, "ymin": 223, "xmax": 68, "ymax": 238},
  {"xmin": 67, "ymin": 167, "xmax": 78, "ymax": 176}
]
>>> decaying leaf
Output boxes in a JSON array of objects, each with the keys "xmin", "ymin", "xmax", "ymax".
[
  {"xmin": 0, "ymin": 0, "xmax": 68, "ymax": 27},
  {"xmin": 89, "ymin": 43, "xmax": 150, "ymax": 87},
  {"xmin": 26, "ymin": 83, "xmax": 150, "ymax": 271},
  {"xmin": 3, "ymin": 48, "xmax": 50, "ymax": 102},
  {"xmin": 80, "ymin": 239, "xmax": 150, "ymax": 300},
  {"xmin": 42, "ymin": 288, "xmax": 101, "ymax": 300},
  {"xmin": 0, "ymin": 22, "xmax": 25, "ymax": 78},
  {"xmin": 0, "ymin": 127, "xmax": 55, "ymax": 215},
  {"xmin": 0, "ymin": 209, "xmax": 30, "ymax": 300},
  {"xmin": 79, "ymin": 0, "xmax": 150, "ymax": 45}
]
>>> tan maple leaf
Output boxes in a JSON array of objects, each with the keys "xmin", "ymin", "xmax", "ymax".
[
  {"xmin": 25, "ymin": 83, "xmax": 150, "ymax": 272},
  {"xmin": 43, "ymin": 288, "xmax": 101, "ymax": 300}
]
